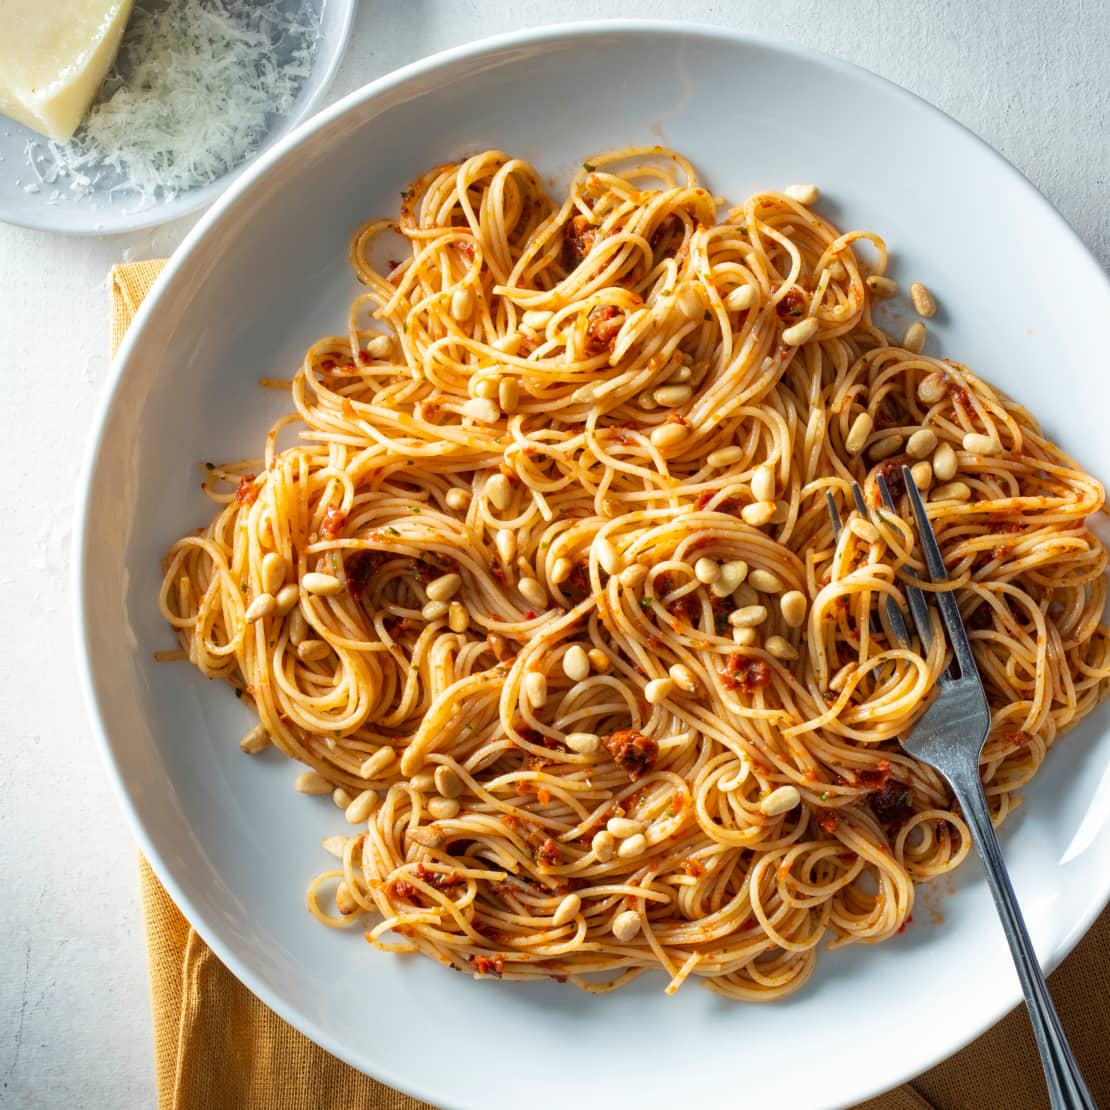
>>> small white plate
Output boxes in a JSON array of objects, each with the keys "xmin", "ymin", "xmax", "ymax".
[
  {"xmin": 0, "ymin": 0, "xmax": 354, "ymax": 235},
  {"xmin": 75, "ymin": 21, "xmax": 1110, "ymax": 1110}
]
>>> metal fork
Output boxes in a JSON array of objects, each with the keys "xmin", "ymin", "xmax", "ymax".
[{"xmin": 827, "ymin": 468, "xmax": 1097, "ymax": 1110}]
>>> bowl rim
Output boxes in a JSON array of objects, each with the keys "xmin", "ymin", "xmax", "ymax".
[
  {"xmin": 73, "ymin": 18, "xmax": 1110, "ymax": 1107},
  {"xmin": 0, "ymin": 0, "xmax": 358, "ymax": 236}
]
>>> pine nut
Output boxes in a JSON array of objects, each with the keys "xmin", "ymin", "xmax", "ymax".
[
  {"xmin": 474, "ymin": 377, "xmax": 499, "ymax": 400},
  {"xmin": 434, "ymin": 765, "xmax": 463, "ymax": 799},
  {"xmin": 522, "ymin": 309, "xmax": 552, "ymax": 329},
  {"xmin": 933, "ymin": 441, "xmax": 958, "ymax": 481},
  {"xmin": 563, "ymin": 644, "xmax": 591, "ymax": 682},
  {"xmin": 566, "ymin": 731, "xmax": 600, "ymax": 754},
  {"xmin": 845, "ymin": 412, "xmax": 873, "ymax": 456},
  {"xmin": 910, "ymin": 460, "xmax": 933, "ymax": 490},
  {"xmin": 448, "ymin": 601, "xmax": 469, "ymax": 633},
  {"xmin": 909, "ymin": 282, "xmax": 936, "ymax": 318},
  {"xmin": 784, "ymin": 183, "xmax": 820, "ymax": 205},
  {"xmin": 362, "ymin": 332, "xmax": 395, "ymax": 360},
  {"xmin": 760, "ymin": 785, "xmax": 801, "ymax": 816},
  {"xmin": 428, "ymin": 797, "xmax": 460, "ymax": 820},
  {"xmin": 903, "ymin": 322, "xmax": 926, "ymax": 354},
  {"xmin": 445, "ymin": 487, "xmax": 471, "ymax": 511},
  {"xmin": 451, "ymin": 286, "xmax": 474, "ymax": 321},
  {"xmin": 408, "ymin": 826, "xmax": 445, "ymax": 849},
  {"xmin": 359, "ymin": 747, "xmax": 395, "ymax": 779},
  {"xmin": 870, "ymin": 434, "xmax": 903, "ymax": 460},
  {"xmin": 694, "ymin": 557, "xmax": 720, "ymax": 583},
  {"xmin": 741, "ymin": 500, "xmax": 776, "ymax": 526},
  {"xmin": 962, "ymin": 432, "xmax": 1000, "ymax": 456},
  {"xmin": 495, "ymin": 529, "xmax": 516, "ymax": 563},
  {"xmin": 677, "ymin": 284, "xmax": 703, "ymax": 319},
  {"xmin": 498, "ymin": 377, "xmax": 520, "ymax": 413},
  {"xmin": 552, "ymin": 893, "xmax": 581, "ymax": 927},
  {"xmin": 782, "ymin": 317, "xmax": 819, "ymax": 346},
  {"xmin": 524, "ymin": 671, "xmax": 548, "ymax": 708},
  {"xmin": 462, "ymin": 397, "xmax": 500, "ymax": 423},
  {"xmin": 587, "ymin": 648, "xmax": 611, "ymax": 672},
  {"xmin": 645, "ymin": 677, "xmax": 674, "ymax": 704},
  {"xmin": 518, "ymin": 577, "xmax": 547, "ymax": 609},
  {"xmin": 410, "ymin": 772, "xmax": 436, "ymax": 792},
  {"xmin": 733, "ymin": 583, "xmax": 758, "ymax": 607},
  {"xmin": 345, "ymin": 789, "xmax": 378, "ymax": 824},
  {"xmin": 710, "ymin": 559, "xmax": 748, "ymax": 597},
  {"xmin": 617, "ymin": 834, "xmax": 646, "ymax": 860},
  {"xmin": 302, "ymin": 572, "xmax": 343, "ymax": 596},
  {"xmin": 780, "ymin": 590, "xmax": 807, "ymax": 628},
  {"xmin": 297, "ymin": 640, "xmax": 330, "ymax": 662},
  {"xmin": 849, "ymin": 517, "xmax": 880, "ymax": 544},
  {"xmin": 592, "ymin": 830, "xmax": 616, "ymax": 860},
  {"xmin": 751, "ymin": 464, "xmax": 776, "ymax": 502},
  {"xmin": 335, "ymin": 882, "xmax": 358, "ymax": 915},
  {"xmin": 422, "ymin": 600, "xmax": 448, "ymax": 621},
  {"xmin": 493, "ymin": 333, "xmax": 522, "ymax": 355},
  {"xmin": 932, "ymin": 481, "xmax": 971, "ymax": 501},
  {"xmin": 426, "ymin": 573, "xmax": 462, "ymax": 602},
  {"xmin": 260, "ymin": 552, "xmax": 284, "ymax": 596},
  {"xmin": 732, "ymin": 627, "xmax": 758, "ymax": 646},
  {"xmin": 274, "ymin": 582, "xmax": 299, "ymax": 615},
  {"xmin": 240, "ymin": 723, "xmax": 269, "ymax": 754},
  {"xmin": 650, "ymin": 422, "xmax": 689, "ymax": 450},
  {"xmin": 906, "ymin": 429, "xmax": 937, "ymax": 458},
  {"xmin": 730, "ymin": 604, "xmax": 768, "ymax": 628},
  {"xmin": 607, "ymin": 817, "xmax": 644, "ymax": 838},
  {"xmin": 707, "ymin": 445, "xmax": 743, "ymax": 468},
  {"xmin": 612, "ymin": 909, "xmax": 642, "ymax": 941},
  {"xmin": 295, "ymin": 770, "xmax": 331, "ymax": 795},
  {"xmin": 748, "ymin": 569, "xmax": 784, "ymax": 594},
  {"xmin": 322, "ymin": 835, "xmax": 349, "ymax": 859},
  {"xmin": 288, "ymin": 608, "xmax": 308, "ymax": 646},
  {"xmin": 669, "ymin": 663, "xmax": 698, "ymax": 692},
  {"xmin": 918, "ymin": 371, "xmax": 948, "ymax": 404},
  {"xmin": 486, "ymin": 473, "xmax": 512, "ymax": 510},
  {"xmin": 765, "ymin": 635, "xmax": 798, "ymax": 661},
  {"xmin": 594, "ymin": 536, "xmax": 624, "ymax": 575},
  {"xmin": 654, "ymin": 384, "xmax": 693, "ymax": 408},
  {"xmin": 866, "ymin": 275, "xmax": 898, "ymax": 297},
  {"xmin": 725, "ymin": 285, "xmax": 757, "ymax": 312},
  {"xmin": 244, "ymin": 593, "xmax": 275, "ymax": 623},
  {"xmin": 551, "ymin": 557, "xmax": 574, "ymax": 585}
]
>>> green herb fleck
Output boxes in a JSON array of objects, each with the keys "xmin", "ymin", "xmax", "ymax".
[
  {"xmin": 704, "ymin": 310, "xmax": 711, "ymax": 321},
  {"xmin": 384, "ymin": 527, "xmax": 400, "ymax": 537},
  {"xmin": 204, "ymin": 461, "xmax": 215, "ymax": 471},
  {"xmin": 639, "ymin": 596, "xmax": 654, "ymax": 610},
  {"xmin": 333, "ymin": 730, "xmax": 342, "ymax": 739},
  {"xmin": 582, "ymin": 162, "xmax": 596, "ymax": 173},
  {"xmin": 234, "ymin": 688, "xmax": 243, "ymax": 699},
  {"xmin": 820, "ymin": 792, "xmax": 829, "ymax": 802}
]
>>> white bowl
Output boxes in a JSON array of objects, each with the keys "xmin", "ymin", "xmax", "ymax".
[
  {"xmin": 75, "ymin": 21, "xmax": 1110, "ymax": 1110},
  {"xmin": 0, "ymin": 0, "xmax": 355, "ymax": 235}
]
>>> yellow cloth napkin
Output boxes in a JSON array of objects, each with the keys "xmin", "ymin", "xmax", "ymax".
[{"xmin": 114, "ymin": 260, "xmax": 1110, "ymax": 1110}]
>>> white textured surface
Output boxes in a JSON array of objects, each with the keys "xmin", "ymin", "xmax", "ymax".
[{"xmin": 0, "ymin": 3, "xmax": 1105, "ymax": 1107}]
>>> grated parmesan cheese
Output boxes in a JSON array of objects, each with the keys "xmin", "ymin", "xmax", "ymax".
[{"xmin": 25, "ymin": 0, "xmax": 320, "ymax": 207}]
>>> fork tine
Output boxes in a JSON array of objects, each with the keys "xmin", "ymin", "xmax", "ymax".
[
  {"xmin": 876, "ymin": 473, "xmax": 934, "ymax": 651},
  {"xmin": 901, "ymin": 465, "xmax": 978, "ymax": 679},
  {"xmin": 849, "ymin": 481, "xmax": 912, "ymax": 648},
  {"xmin": 825, "ymin": 489, "xmax": 843, "ymax": 535}
]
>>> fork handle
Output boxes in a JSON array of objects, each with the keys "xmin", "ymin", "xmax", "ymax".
[{"xmin": 948, "ymin": 765, "xmax": 1098, "ymax": 1110}]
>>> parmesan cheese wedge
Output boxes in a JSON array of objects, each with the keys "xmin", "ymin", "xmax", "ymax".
[{"xmin": 0, "ymin": 0, "xmax": 135, "ymax": 141}]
